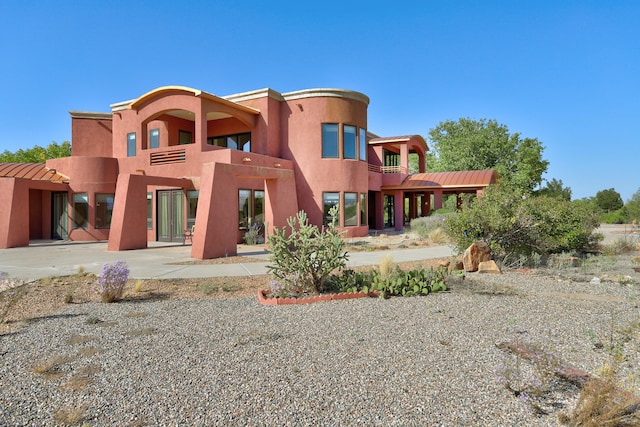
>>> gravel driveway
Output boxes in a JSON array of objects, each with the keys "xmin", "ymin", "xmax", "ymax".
[{"xmin": 2, "ymin": 270, "xmax": 639, "ymax": 426}]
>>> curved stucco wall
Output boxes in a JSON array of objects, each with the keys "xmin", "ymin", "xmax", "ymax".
[{"xmin": 282, "ymin": 92, "xmax": 369, "ymax": 235}]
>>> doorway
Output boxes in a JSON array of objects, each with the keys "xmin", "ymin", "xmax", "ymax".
[
  {"xmin": 384, "ymin": 194, "xmax": 395, "ymax": 228},
  {"xmin": 157, "ymin": 189, "xmax": 184, "ymax": 242},
  {"xmin": 52, "ymin": 192, "xmax": 68, "ymax": 240}
]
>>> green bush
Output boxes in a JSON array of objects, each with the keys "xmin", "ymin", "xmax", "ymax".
[
  {"xmin": 267, "ymin": 206, "xmax": 348, "ymax": 295},
  {"xmin": 444, "ymin": 184, "xmax": 600, "ymax": 262},
  {"xmin": 601, "ymin": 208, "xmax": 627, "ymax": 224},
  {"xmin": 340, "ymin": 265, "xmax": 448, "ymax": 297},
  {"xmin": 409, "ymin": 214, "xmax": 449, "ymax": 238}
]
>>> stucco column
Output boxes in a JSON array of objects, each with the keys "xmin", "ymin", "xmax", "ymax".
[
  {"xmin": 0, "ymin": 178, "xmax": 30, "ymax": 248},
  {"xmin": 400, "ymin": 144, "xmax": 408, "ymax": 172},
  {"xmin": 422, "ymin": 192, "xmax": 431, "ymax": 216},
  {"xmin": 394, "ymin": 190, "xmax": 404, "ymax": 231},
  {"xmin": 264, "ymin": 173, "xmax": 298, "ymax": 240},
  {"xmin": 433, "ymin": 190, "xmax": 443, "ymax": 210},
  {"xmin": 196, "ymin": 103, "xmax": 207, "ymax": 149},
  {"xmin": 108, "ymin": 174, "xmax": 148, "ymax": 251}
]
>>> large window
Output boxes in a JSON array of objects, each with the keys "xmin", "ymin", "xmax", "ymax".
[
  {"xmin": 360, "ymin": 193, "xmax": 367, "ymax": 226},
  {"xmin": 187, "ymin": 190, "xmax": 198, "ymax": 230},
  {"xmin": 95, "ymin": 193, "xmax": 115, "ymax": 229},
  {"xmin": 127, "ymin": 132, "xmax": 136, "ymax": 157},
  {"xmin": 323, "ymin": 192, "xmax": 340, "ymax": 226},
  {"xmin": 321, "ymin": 124, "xmax": 339, "ymax": 158},
  {"xmin": 179, "ymin": 130, "xmax": 192, "ymax": 145},
  {"xmin": 72, "ymin": 193, "xmax": 88, "ymax": 229},
  {"xmin": 207, "ymin": 132, "xmax": 251, "ymax": 152},
  {"xmin": 343, "ymin": 125, "xmax": 357, "ymax": 159},
  {"xmin": 149, "ymin": 128, "xmax": 159, "ymax": 149},
  {"xmin": 359, "ymin": 128, "xmax": 367, "ymax": 161},
  {"xmin": 239, "ymin": 189, "xmax": 252, "ymax": 230},
  {"xmin": 147, "ymin": 193, "xmax": 153, "ymax": 230},
  {"xmin": 344, "ymin": 192, "xmax": 358, "ymax": 226}
]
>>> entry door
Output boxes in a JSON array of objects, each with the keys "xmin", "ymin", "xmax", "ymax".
[
  {"xmin": 52, "ymin": 192, "xmax": 68, "ymax": 240},
  {"xmin": 384, "ymin": 194, "xmax": 395, "ymax": 228},
  {"xmin": 157, "ymin": 190, "xmax": 184, "ymax": 242}
]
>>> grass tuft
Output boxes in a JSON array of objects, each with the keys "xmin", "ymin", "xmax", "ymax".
[{"xmin": 53, "ymin": 404, "xmax": 88, "ymax": 425}]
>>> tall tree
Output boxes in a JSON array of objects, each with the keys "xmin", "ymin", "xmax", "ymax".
[
  {"xmin": 536, "ymin": 178, "xmax": 572, "ymax": 201},
  {"xmin": 427, "ymin": 118, "xmax": 548, "ymax": 191},
  {"xmin": 595, "ymin": 188, "xmax": 623, "ymax": 213},
  {"xmin": 0, "ymin": 141, "xmax": 71, "ymax": 163},
  {"xmin": 625, "ymin": 187, "xmax": 640, "ymax": 223}
]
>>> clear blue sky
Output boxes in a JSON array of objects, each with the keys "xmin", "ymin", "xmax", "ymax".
[{"xmin": 1, "ymin": 1, "xmax": 638, "ymax": 201}]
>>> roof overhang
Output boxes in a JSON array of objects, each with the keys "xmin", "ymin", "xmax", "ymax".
[
  {"xmin": 0, "ymin": 162, "xmax": 70, "ymax": 184},
  {"xmin": 384, "ymin": 170, "xmax": 498, "ymax": 191}
]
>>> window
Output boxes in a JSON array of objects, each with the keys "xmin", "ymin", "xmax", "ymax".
[
  {"xmin": 179, "ymin": 130, "xmax": 192, "ymax": 145},
  {"xmin": 254, "ymin": 190, "xmax": 265, "ymax": 224},
  {"xmin": 187, "ymin": 190, "xmax": 198, "ymax": 230},
  {"xmin": 383, "ymin": 149, "xmax": 400, "ymax": 167},
  {"xmin": 239, "ymin": 189, "xmax": 251, "ymax": 229},
  {"xmin": 95, "ymin": 193, "xmax": 115, "ymax": 229},
  {"xmin": 147, "ymin": 193, "xmax": 153, "ymax": 230},
  {"xmin": 323, "ymin": 192, "xmax": 340, "ymax": 226},
  {"xmin": 343, "ymin": 125, "xmax": 357, "ymax": 159},
  {"xmin": 359, "ymin": 128, "xmax": 367, "ymax": 161},
  {"xmin": 321, "ymin": 124, "xmax": 339, "ymax": 158},
  {"xmin": 344, "ymin": 192, "xmax": 358, "ymax": 226},
  {"xmin": 127, "ymin": 133, "xmax": 136, "ymax": 157},
  {"xmin": 360, "ymin": 193, "xmax": 367, "ymax": 226},
  {"xmin": 72, "ymin": 193, "xmax": 88, "ymax": 229},
  {"xmin": 149, "ymin": 128, "xmax": 159, "ymax": 149},
  {"xmin": 207, "ymin": 132, "xmax": 251, "ymax": 152}
]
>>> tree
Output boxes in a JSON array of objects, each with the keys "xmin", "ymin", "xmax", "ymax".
[
  {"xmin": 535, "ymin": 178, "xmax": 572, "ymax": 201},
  {"xmin": 594, "ymin": 188, "xmax": 623, "ymax": 213},
  {"xmin": 625, "ymin": 187, "xmax": 640, "ymax": 223},
  {"xmin": 427, "ymin": 118, "xmax": 548, "ymax": 191},
  {"xmin": 0, "ymin": 141, "xmax": 71, "ymax": 163}
]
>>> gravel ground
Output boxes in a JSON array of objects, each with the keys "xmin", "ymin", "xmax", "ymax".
[{"xmin": 1, "ymin": 270, "xmax": 639, "ymax": 426}]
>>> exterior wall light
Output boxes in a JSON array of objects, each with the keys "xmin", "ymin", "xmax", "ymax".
[
  {"xmin": 242, "ymin": 157, "xmax": 252, "ymax": 162},
  {"xmin": 273, "ymin": 163, "xmax": 281, "ymax": 168}
]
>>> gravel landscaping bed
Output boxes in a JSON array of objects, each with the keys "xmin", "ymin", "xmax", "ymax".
[{"xmin": 2, "ymin": 269, "xmax": 639, "ymax": 426}]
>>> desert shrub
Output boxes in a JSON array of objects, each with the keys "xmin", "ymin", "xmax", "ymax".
[
  {"xmin": 267, "ymin": 206, "xmax": 348, "ymax": 295},
  {"xmin": 340, "ymin": 263, "xmax": 448, "ymax": 297},
  {"xmin": 409, "ymin": 214, "xmax": 449, "ymax": 238},
  {"xmin": 243, "ymin": 222, "xmax": 264, "ymax": 245},
  {"xmin": 602, "ymin": 208, "xmax": 628, "ymax": 224},
  {"xmin": 444, "ymin": 184, "xmax": 600, "ymax": 262},
  {"xmin": 95, "ymin": 260, "xmax": 129, "ymax": 303}
]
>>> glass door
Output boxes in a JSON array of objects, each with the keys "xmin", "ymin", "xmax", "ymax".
[
  {"xmin": 52, "ymin": 192, "xmax": 68, "ymax": 240},
  {"xmin": 157, "ymin": 190, "xmax": 184, "ymax": 242}
]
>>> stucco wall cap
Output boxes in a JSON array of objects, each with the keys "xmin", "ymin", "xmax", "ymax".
[
  {"xmin": 282, "ymin": 88, "xmax": 370, "ymax": 105},
  {"xmin": 69, "ymin": 111, "xmax": 112, "ymax": 120},
  {"xmin": 224, "ymin": 88, "xmax": 285, "ymax": 103}
]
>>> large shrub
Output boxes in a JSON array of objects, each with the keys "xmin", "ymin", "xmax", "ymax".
[
  {"xmin": 267, "ymin": 207, "xmax": 348, "ymax": 295},
  {"xmin": 444, "ymin": 184, "xmax": 600, "ymax": 261}
]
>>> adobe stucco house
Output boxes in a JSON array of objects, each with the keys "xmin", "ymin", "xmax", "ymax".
[{"xmin": 0, "ymin": 86, "xmax": 497, "ymax": 258}]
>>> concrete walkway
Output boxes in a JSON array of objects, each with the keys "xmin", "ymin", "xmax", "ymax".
[{"xmin": 0, "ymin": 241, "xmax": 455, "ymax": 282}]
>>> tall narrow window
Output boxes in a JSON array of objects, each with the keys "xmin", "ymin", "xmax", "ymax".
[
  {"xmin": 147, "ymin": 193, "xmax": 153, "ymax": 230},
  {"xmin": 95, "ymin": 193, "xmax": 115, "ymax": 229},
  {"xmin": 186, "ymin": 190, "xmax": 198, "ymax": 230},
  {"xmin": 72, "ymin": 193, "xmax": 88, "ymax": 229},
  {"xmin": 344, "ymin": 192, "xmax": 358, "ymax": 226},
  {"xmin": 254, "ymin": 190, "xmax": 265, "ymax": 224},
  {"xmin": 343, "ymin": 125, "xmax": 357, "ymax": 159},
  {"xmin": 239, "ymin": 189, "xmax": 251, "ymax": 229},
  {"xmin": 179, "ymin": 130, "xmax": 192, "ymax": 145},
  {"xmin": 359, "ymin": 128, "xmax": 367, "ymax": 161},
  {"xmin": 149, "ymin": 128, "xmax": 159, "ymax": 149},
  {"xmin": 360, "ymin": 193, "xmax": 367, "ymax": 226},
  {"xmin": 127, "ymin": 132, "xmax": 136, "ymax": 157},
  {"xmin": 322, "ymin": 124, "xmax": 339, "ymax": 158},
  {"xmin": 323, "ymin": 192, "xmax": 340, "ymax": 226}
]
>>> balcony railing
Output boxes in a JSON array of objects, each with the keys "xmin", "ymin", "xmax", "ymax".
[
  {"xmin": 368, "ymin": 164, "xmax": 407, "ymax": 174},
  {"xmin": 150, "ymin": 149, "xmax": 186, "ymax": 166}
]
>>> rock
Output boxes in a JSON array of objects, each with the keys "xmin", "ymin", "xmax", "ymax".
[
  {"xmin": 590, "ymin": 277, "xmax": 601, "ymax": 285},
  {"xmin": 462, "ymin": 241, "xmax": 492, "ymax": 272},
  {"xmin": 438, "ymin": 260, "xmax": 451, "ymax": 268},
  {"xmin": 451, "ymin": 260, "xmax": 465, "ymax": 272},
  {"xmin": 478, "ymin": 260, "xmax": 502, "ymax": 274}
]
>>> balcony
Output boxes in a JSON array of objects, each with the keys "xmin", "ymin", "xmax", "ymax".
[{"xmin": 150, "ymin": 149, "xmax": 186, "ymax": 166}]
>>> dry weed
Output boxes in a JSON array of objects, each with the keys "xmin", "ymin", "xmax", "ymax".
[{"xmin": 53, "ymin": 404, "xmax": 87, "ymax": 425}]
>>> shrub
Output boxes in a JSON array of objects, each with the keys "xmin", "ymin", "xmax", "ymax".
[
  {"xmin": 409, "ymin": 214, "xmax": 449, "ymax": 238},
  {"xmin": 340, "ymin": 263, "xmax": 448, "ymax": 297},
  {"xmin": 444, "ymin": 184, "xmax": 600, "ymax": 262},
  {"xmin": 243, "ymin": 222, "xmax": 264, "ymax": 245},
  {"xmin": 267, "ymin": 206, "xmax": 348, "ymax": 295},
  {"xmin": 95, "ymin": 260, "xmax": 129, "ymax": 303}
]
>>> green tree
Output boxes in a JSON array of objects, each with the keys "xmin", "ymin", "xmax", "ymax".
[
  {"xmin": 594, "ymin": 188, "xmax": 623, "ymax": 213},
  {"xmin": 535, "ymin": 178, "xmax": 572, "ymax": 201},
  {"xmin": 427, "ymin": 118, "xmax": 548, "ymax": 191},
  {"xmin": 625, "ymin": 187, "xmax": 640, "ymax": 223},
  {"xmin": 0, "ymin": 141, "xmax": 71, "ymax": 163}
]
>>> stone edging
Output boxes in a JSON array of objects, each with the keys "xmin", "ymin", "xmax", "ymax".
[{"xmin": 257, "ymin": 289, "xmax": 377, "ymax": 305}]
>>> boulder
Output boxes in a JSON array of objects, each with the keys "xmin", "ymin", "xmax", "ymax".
[
  {"xmin": 462, "ymin": 241, "xmax": 492, "ymax": 272},
  {"xmin": 478, "ymin": 260, "xmax": 502, "ymax": 274}
]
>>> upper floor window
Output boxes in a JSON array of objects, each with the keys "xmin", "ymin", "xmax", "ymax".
[
  {"xmin": 127, "ymin": 133, "xmax": 136, "ymax": 157},
  {"xmin": 179, "ymin": 130, "xmax": 192, "ymax": 145},
  {"xmin": 359, "ymin": 128, "xmax": 367, "ymax": 161},
  {"xmin": 343, "ymin": 125, "xmax": 357, "ymax": 159},
  {"xmin": 321, "ymin": 124, "xmax": 339, "ymax": 158},
  {"xmin": 149, "ymin": 128, "xmax": 159, "ymax": 149},
  {"xmin": 208, "ymin": 132, "xmax": 251, "ymax": 152}
]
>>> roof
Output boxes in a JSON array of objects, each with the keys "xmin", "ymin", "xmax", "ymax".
[
  {"xmin": 0, "ymin": 163, "xmax": 69, "ymax": 183},
  {"xmin": 389, "ymin": 170, "xmax": 498, "ymax": 191}
]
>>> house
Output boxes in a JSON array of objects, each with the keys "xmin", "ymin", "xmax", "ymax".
[{"xmin": 0, "ymin": 86, "xmax": 497, "ymax": 258}]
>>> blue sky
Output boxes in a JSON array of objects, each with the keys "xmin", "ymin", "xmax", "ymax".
[{"xmin": 1, "ymin": 1, "xmax": 638, "ymax": 201}]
